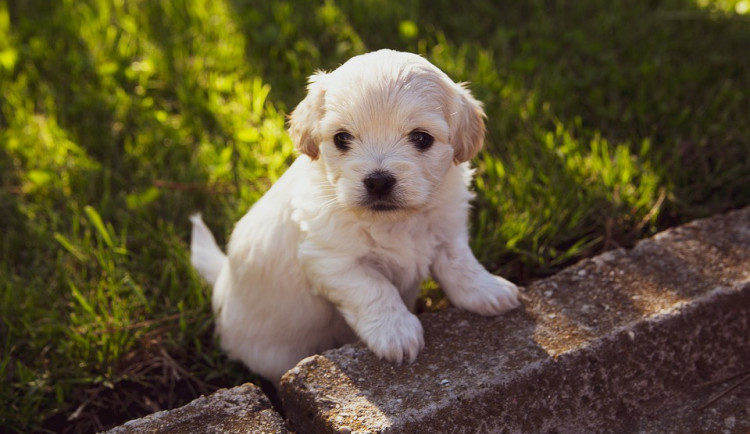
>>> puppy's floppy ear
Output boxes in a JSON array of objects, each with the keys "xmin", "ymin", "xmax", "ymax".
[
  {"xmin": 288, "ymin": 72, "xmax": 327, "ymax": 159},
  {"xmin": 447, "ymin": 83, "xmax": 486, "ymax": 163}
]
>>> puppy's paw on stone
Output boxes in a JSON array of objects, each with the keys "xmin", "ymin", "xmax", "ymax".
[
  {"xmin": 451, "ymin": 273, "xmax": 520, "ymax": 316},
  {"xmin": 362, "ymin": 312, "xmax": 424, "ymax": 365}
]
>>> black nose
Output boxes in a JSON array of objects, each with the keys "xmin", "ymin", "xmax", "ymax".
[{"xmin": 363, "ymin": 171, "xmax": 396, "ymax": 198}]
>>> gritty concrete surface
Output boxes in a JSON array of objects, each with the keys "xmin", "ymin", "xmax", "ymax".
[
  {"xmin": 280, "ymin": 206, "xmax": 750, "ymax": 433},
  {"xmin": 106, "ymin": 382, "xmax": 288, "ymax": 433}
]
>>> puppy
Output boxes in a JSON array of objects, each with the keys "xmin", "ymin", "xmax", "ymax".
[{"xmin": 190, "ymin": 49, "xmax": 520, "ymax": 384}]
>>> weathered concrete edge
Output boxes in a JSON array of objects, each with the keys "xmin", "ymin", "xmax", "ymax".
[
  {"xmin": 419, "ymin": 281, "xmax": 750, "ymax": 433},
  {"xmin": 280, "ymin": 281, "xmax": 750, "ymax": 433},
  {"xmin": 106, "ymin": 382, "xmax": 288, "ymax": 434}
]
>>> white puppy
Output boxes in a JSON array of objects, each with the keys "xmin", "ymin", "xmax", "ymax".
[{"xmin": 190, "ymin": 49, "xmax": 519, "ymax": 384}]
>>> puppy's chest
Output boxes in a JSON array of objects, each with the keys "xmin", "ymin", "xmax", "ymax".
[{"xmin": 360, "ymin": 222, "xmax": 439, "ymax": 289}]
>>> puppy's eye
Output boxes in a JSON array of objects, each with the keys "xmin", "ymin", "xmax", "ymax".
[
  {"xmin": 333, "ymin": 132, "xmax": 353, "ymax": 151},
  {"xmin": 409, "ymin": 130, "xmax": 434, "ymax": 151}
]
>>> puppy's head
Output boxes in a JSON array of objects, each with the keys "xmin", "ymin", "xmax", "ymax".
[{"xmin": 288, "ymin": 49, "xmax": 485, "ymax": 219}]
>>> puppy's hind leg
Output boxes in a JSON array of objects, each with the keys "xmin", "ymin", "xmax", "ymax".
[{"xmin": 189, "ymin": 214, "xmax": 228, "ymax": 286}]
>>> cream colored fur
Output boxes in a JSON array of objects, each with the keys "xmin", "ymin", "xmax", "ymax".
[{"xmin": 190, "ymin": 50, "xmax": 519, "ymax": 383}]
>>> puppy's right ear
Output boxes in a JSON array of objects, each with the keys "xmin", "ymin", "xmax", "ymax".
[{"xmin": 288, "ymin": 72, "xmax": 327, "ymax": 160}]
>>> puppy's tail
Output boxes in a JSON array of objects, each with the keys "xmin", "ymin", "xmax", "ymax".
[{"xmin": 189, "ymin": 213, "xmax": 227, "ymax": 286}]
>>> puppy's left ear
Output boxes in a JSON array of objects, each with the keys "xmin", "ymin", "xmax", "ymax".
[
  {"xmin": 288, "ymin": 72, "xmax": 328, "ymax": 160},
  {"xmin": 447, "ymin": 84, "xmax": 486, "ymax": 163}
]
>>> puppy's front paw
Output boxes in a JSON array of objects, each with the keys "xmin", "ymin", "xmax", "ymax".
[
  {"xmin": 361, "ymin": 312, "xmax": 424, "ymax": 365},
  {"xmin": 450, "ymin": 273, "xmax": 520, "ymax": 316}
]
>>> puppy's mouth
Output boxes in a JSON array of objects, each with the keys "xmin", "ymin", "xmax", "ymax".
[
  {"xmin": 359, "ymin": 198, "xmax": 405, "ymax": 213},
  {"xmin": 369, "ymin": 203, "xmax": 401, "ymax": 212}
]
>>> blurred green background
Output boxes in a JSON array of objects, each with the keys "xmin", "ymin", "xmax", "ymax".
[{"xmin": 1, "ymin": 0, "xmax": 749, "ymax": 431}]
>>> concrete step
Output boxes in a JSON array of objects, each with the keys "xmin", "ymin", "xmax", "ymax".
[
  {"xmin": 280, "ymin": 206, "xmax": 750, "ymax": 433},
  {"xmin": 106, "ymin": 383, "xmax": 288, "ymax": 433}
]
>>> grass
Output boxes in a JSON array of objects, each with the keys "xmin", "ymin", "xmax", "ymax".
[{"xmin": 1, "ymin": 0, "xmax": 749, "ymax": 431}]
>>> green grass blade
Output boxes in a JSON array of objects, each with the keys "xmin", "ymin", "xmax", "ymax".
[
  {"xmin": 68, "ymin": 281, "xmax": 95, "ymax": 318},
  {"xmin": 83, "ymin": 205, "xmax": 114, "ymax": 249},
  {"xmin": 53, "ymin": 232, "xmax": 88, "ymax": 263}
]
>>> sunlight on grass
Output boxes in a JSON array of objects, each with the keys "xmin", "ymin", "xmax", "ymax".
[
  {"xmin": 1, "ymin": 0, "xmax": 749, "ymax": 431},
  {"xmin": 1, "ymin": 0, "xmax": 289, "ymax": 430},
  {"xmin": 474, "ymin": 115, "xmax": 662, "ymax": 272},
  {"xmin": 694, "ymin": 0, "xmax": 750, "ymax": 14}
]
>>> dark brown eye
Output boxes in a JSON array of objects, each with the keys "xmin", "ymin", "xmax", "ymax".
[
  {"xmin": 333, "ymin": 132, "xmax": 353, "ymax": 151},
  {"xmin": 409, "ymin": 130, "xmax": 434, "ymax": 151}
]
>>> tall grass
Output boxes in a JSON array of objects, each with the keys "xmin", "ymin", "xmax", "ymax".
[{"xmin": 1, "ymin": 0, "xmax": 749, "ymax": 431}]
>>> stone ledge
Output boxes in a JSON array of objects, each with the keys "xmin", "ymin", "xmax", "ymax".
[
  {"xmin": 106, "ymin": 383, "xmax": 288, "ymax": 433},
  {"xmin": 280, "ymin": 206, "xmax": 750, "ymax": 433}
]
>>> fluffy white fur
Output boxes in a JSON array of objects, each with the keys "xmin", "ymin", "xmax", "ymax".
[{"xmin": 190, "ymin": 49, "xmax": 520, "ymax": 383}]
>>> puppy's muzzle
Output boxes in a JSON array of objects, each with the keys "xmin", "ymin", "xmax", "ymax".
[
  {"xmin": 362, "ymin": 170, "xmax": 402, "ymax": 211},
  {"xmin": 364, "ymin": 171, "xmax": 396, "ymax": 199}
]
